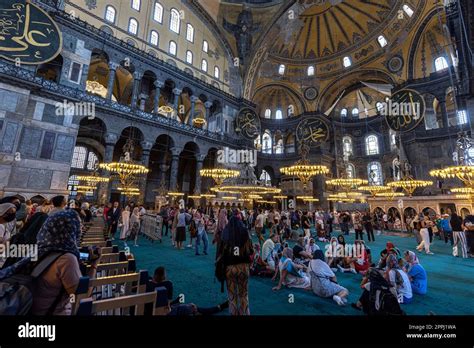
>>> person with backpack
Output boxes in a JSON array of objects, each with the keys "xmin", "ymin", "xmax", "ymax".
[
  {"xmin": 215, "ymin": 209, "xmax": 253, "ymax": 315},
  {"xmin": 31, "ymin": 209, "xmax": 100, "ymax": 315},
  {"xmin": 385, "ymin": 254, "xmax": 413, "ymax": 304}
]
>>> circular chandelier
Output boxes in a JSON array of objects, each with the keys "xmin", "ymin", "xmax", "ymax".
[
  {"xmin": 218, "ymin": 185, "xmax": 281, "ymax": 199},
  {"xmin": 75, "ymin": 175, "xmax": 109, "ymax": 183},
  {"xmin": 99, "ymin": 162, "xmax": 149, "ymax": 174},
  {"xmin": 273, "ymin": 195, "xmax": 288, "ymax": 200},
  {"xmin": 387, "ymin": 176, "xmax": 432, "ymax": 197},
  {"xmin": 375, "ymin": 191, "xmax": 405, "ymax": 200},
  {"xmin": 451, "ymin": 187, "xmax": 474, "ymax": 194},
  {"xmin": 326, "ymin": 178, "xmax": 368, "ymax": 191},
  {"xmin": 430, "ymin": 166, "xmax": 474, "ymax": 188},
  {"xmin": 358, "ymin": 185, "xmax": 391, "ymax": 196},
  {"xmin": 76, "ymin": 185, "xmax": 97, "ymax": 191},
  {"xmin": 280, "ymin": 162, "xmax": 329, "ymax": 188},
  {"xmin": 200, "ymin": 168, "xmax": 240, "ymax": 186}
]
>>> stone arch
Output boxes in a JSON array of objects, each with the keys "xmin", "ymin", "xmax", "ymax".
[{"xmin": 113, "ymin": 126, "xmax": 145, "ymax": 162}]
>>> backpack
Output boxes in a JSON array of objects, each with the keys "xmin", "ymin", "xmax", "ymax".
[
  {"xmin": 368, "ymin": 283, "xmax": 405, "ymax": 316},
  {"xmin": 0, "ymin": 252, "xmax": 67, "ymax": 315}
]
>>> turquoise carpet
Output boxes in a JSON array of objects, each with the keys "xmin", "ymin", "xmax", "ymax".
[{"xmin": 123, "ymin": 229, "xmax": 474, "ymax": 315}]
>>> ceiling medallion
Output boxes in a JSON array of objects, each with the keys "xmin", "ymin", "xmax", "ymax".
[
  {"xmin": 234, "ymin": 107, "xmax": 261, "ymax": 140},
  {"xmin": 296, "ymin": 116, "xmax": 330, "ymax": 148},
  {"xmin": 384, "ymin": 89, "xmax": 426, "ymax": 133},
  {"xmin": 304, "ymin": 87, "xmax": 319, "ymax": 101},
  {"xmin": 387, "ymin": 55, "xmax": 404, "ymax": 73}
]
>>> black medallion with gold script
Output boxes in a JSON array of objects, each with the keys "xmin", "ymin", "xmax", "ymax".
[
  {"xmin": 296, "ymin": 117, "xmax": 329, "ymax": 147},
  {"xmin": 385, "ymin": 89, "xmax": 425, "ymax": 133},
  {"xmin": 235, "ymin": 107, "xmax": 261, "ymax": 140},
  {"xmin": 0, "ymin": 0, "xmax": 62, "ymax": 65}
]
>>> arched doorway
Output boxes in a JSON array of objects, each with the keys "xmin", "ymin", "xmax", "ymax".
[{"xmin": 178, "ymin": 142, "xmax": 200, "ymax": 194}]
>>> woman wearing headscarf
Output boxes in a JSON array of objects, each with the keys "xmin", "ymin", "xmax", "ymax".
[
  {"xmin": 32, "ymin": 210, "xmax": 99, "ymax": 315},
  {"xmin": 308, "ymin": 249, "xmax": 349, "ymax": 305},
  {"xmin": 273, "ymin": 247, "xmax": 310, "ymax": 291},
  {"xmin": 120, "ymin": 206, "xmax": 131, "ymax": 241},
  {"xmin": 128, "ymin": 207, "xmax": 140, "ymax": 247},
  {"xmin": 217, "ymin": 209, "xmax": 253, "ymax": 315},
  {"xmin": 214, "ymin": 206, "xmax": 228, "ymax": 245},
  {"xmin": 385, "ymin": 254, "xmax": 413, "ymax": 304},
  {"xmin": 403, "ymin": 251, "xmax": 427, "ymax": 295}
]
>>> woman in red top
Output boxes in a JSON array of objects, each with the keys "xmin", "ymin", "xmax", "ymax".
[{"xmin": 353, "ymin": 240, "xmax": 370, "ymax": 275}]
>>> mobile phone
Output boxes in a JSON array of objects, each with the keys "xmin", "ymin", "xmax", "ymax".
[{"xmin": 79, "ymin": 252, "xmax": 89, "ymax": 261}]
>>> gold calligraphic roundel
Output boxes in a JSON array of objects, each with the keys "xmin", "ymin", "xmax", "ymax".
[
  {"xmin": 235, "ymin": 107, "xmax": 261, "ymax": 140},
  {"xmin": 0, "ymin": 0, "xmax": 62, "ymax": 65},
  {"xmin": 385, "ymin": 89, "xmax": 425, "ymax": 133},
  {"xmin": 296, "ymin": 117, "xmax": 329, "ymax": 148}
]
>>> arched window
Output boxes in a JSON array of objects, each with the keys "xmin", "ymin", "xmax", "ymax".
[
  {"xmin": 153, "ymin": 2, "xmax": 163, "ymax": 23},
  {"xmin": 71, "ymin": 146, "xmax": 87, "ymax": 169},
  {"xmin": 307, "ymin": 66, "xmax": 315, "ymax": 76},
  {"xmin": 201, "ymin": 59, "xmax": 208, "ymax": 72},
  {"xmin": 457, "ymin": 110, "xmax": 468, "ymax": 125},
  {"xmin": 365, "ymin": 135, "xmax": 379, "ymax": 155},
  {"xmin": 368, "ymin": 162, "xmax": 383, "ymax": 185},
  {"xmin": 260, "ymin": 170, "xmax": 272, "ymax": 186},
  {"xmin": 105, "ymin": 6, "xmax": 116, "ymax": 23},
  {"xmin": 170, "ymin": 8, "xmax": 181, "ymax": 34},
  {"xmin": 275, "ymin": 139, "xmax": 284, "ymax": 154},
  {"xmin": 186, "ymin": 50, "xmax": 193, "ymax": 64},
  {"xmin": 286, "ymin": 133, "xmax": 295, "ymax": 153},
  {"xmin": 342, "ymin": 136, "xmax": 353, "ymax": 157},
  {"xmin": 186, "ymin": 24, "xmax": 194, "ymax": 42},
  {"xmin": 214, "ymin": 66, "xmax": 220, "ymax": 79},
  {"xmin": 435, "ymin": 57, "xmax": 449, "ymax": 72},
  {"xmin": 352, "ymin": 108, "xmax": 359, "ymax": 118},
  {"xmin": 128, "ymin": 18, "xmax": 138, "ymax": 35},
  {"xmin": 68, "ymin": 175, "xmax": 79, "ymax": 197},
  {"xmin": 275, "ymin": 110, "xmax": 283, "ymax": 119},
  {"xmin": 343, "ymin": 56, "xmax": 352, "ymax": 68},
  {"xmin": 262, "ymin": 131, "xmax": 272, "ymax": 154},
  {"xmin": 131, "ymin": 0, "xmax": 140, "ymax": 11},
  {"xmin": 392, "ymin": 158, "xmax": 401, "ymax": 180},
  {"xmin": 278, "ymin": 64, "xmax": 285, "ymax": 75},
  {"xmin": 377, "ymin": 35, "xmax": 388, "ymax": 48},
  {"xmin": 403, "ymin": 4, "xmax": 414, "ymax": 17},
  {"xmin": 341, "ymin": 108, "xmax": 348, "ymax": 117},
  {"xmin": 264, "ymin": 109, "xmax": 271, "ymax": 118},
  {"xmin": 150, "ymin": 30, "xmax": 159, "ymax": 46},
  {"xmin": 346, "ymin": 163, "xmax": 356, "ymax": 179},
  {"xmin": 168, "ymin": 41, "xmax": 177, "ymax": 55},
  {"xmin": 202, "ymin": 40, "xmax": 208, "ymax": 53},
  {"xmin": 389, "ymin": 129, "xmax": 397, "ymax": 149},
  {"xmin": 287, "ymin": 105, "xmax": 294, "ymax": 117},
  {"xmin": 87, "ymin": 152, "xmax": 98, "ymax": 170}
]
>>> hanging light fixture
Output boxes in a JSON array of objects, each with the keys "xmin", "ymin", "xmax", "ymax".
[{"xmin": 200, "ymin": 168, "xmax": 240, "ymax": 186}]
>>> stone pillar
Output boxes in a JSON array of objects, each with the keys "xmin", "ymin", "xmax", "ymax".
[
  {"xmin": 168, "ymin": 147, "xmax": 181, "ymax": 191},
  {"xmin": 204, "ymin": 101, "xmax": 213, "ymax": 130},
  {"xmin": 138, "ymin": 93, "xmax": 148, "ymax": 111},
  {"xmin": 439, "ymin": 98, "xmax": 450, "ymax": 128},
  {"xmin": 153, "ymin": 80, "xmax": 164, "ymax": 114},
  {"xmin": 189, "ymin": 96, "xmax": 199, "ymax": 125},
  {"xmin": 131, "ymin": 72, "xmax": 142, "ymax": 109},
  {"xmin": 106, "ymin": 62, "xmax": 119, "ymax": 100},
  {"xmin": 172, "ymin": 88, "xmax": 182, "ymax": 112},
  {"xmin": 195, "ymin": 154, "xmax": 205, "ymax": 194},
  {"xmin": 98, "ymin": 132, "xmax": 118, "ymax": 204},
  {"xmin": 139, "ymin": 141, "xmax": 153, "ymax": 204}
]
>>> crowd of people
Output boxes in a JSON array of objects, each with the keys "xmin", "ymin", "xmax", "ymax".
[{"xmin": 1, "ymin": 196, "xmax": 473, "ymax": 316}]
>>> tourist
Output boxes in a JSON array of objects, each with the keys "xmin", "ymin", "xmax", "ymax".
[
  {"xmin": 216, "ymin": 209, "xmax": 253, "ymax": 315},
  {"xmin": 383, "ymin": 212, "xmax": 389, "ymax": 231},
  {"xmin": 340, "ymin": 212, "xmax": 350, "ymax": 236},
  {"xmin": 159, "ymin": 204, "xmax": 170, "ymax": 237},
  {"xmin": 148, "ymin": 267, "xmax": 228, "ymax": 316},
  {"xmin": 353, "ymin": 211, "xmax": 363, "ymax": 240},
  {"xmin": 439, "ymin": 214, "xmax": 453, "ymax": 245},
  {"xmin": 272, "ymin": 248, "xmax": 310, "ymax": 291},
  {"xmin": 103, "ymin": 202, "xmax": 111, "ymax": 231},
  {"xmin": 107, "ymin": 201, "xmax": 121, "ymax": 240},
  {"xmin": 195, "ymin": 210, "xmax": 209, "ymax": 256},
  {"xmin": 128, "ymin": 207, "xmax": 140, "ymax": 247},
  {"xmin": 0, "ymin": 196, "xmax": 21, "ymax": 239},
  {"xmin": 308, "ymin": 249, "xmax": 349, "ymax": 306},
  {"xmin": 462, "ymin": 214, "xmax": 474, "ymax": 256},
  {"xmin": 175, "ymin": 209, "xmax": 191, "ymax": 250},
  {"xmin": 353, "ymin": 240, "xmax": 370, "ymax": 275},
  {"xmin": 362, "ymin": 211, "xmax": 375, "ymax": 242},
  {"xmin": 32, "ymin": 209, "xmax": 100, "ymax": 315},
  {"xmin": 255, "ymin": 209, "xmax": 266, "ymax": 246},
  {"xmin": 120, "ymin": 206, "xmax": 131, "ymax": 241},
  {"xmin": 412, "ymin": 214, "xmax": 422, "ymax": 245},
  {"xmin": 301, "ymin": 211, "xmax": 311, "ymax": 242},
  {"xmin": 385, "ymin": 254, "xmax": 413, "ymax": 304},
  {"xmin": 214, "ymin": 205, "xmax": 228, "ymax": 244},
  {"xmin": 450, "ymin": 212, "xmax": 468, "ymax": 258},
  {"xmin": 0, "ymin": 203, "xmax": 17, "ymax": 263},
  {"xmin": 416, "ymin": 213, "xmax": 434, "ymax": 255},
  {"xmin": 293, "ymin": 237, "xmax": 312, "ymax": 265},
  {"xmin": 403, "ymin": 251, "xmax": 427, "ymax": 295},
  {"xmin": 305, "ymin": 237, "xmax": 320, "ymax": 255},
  {"xmin": 261, "ymin": 233, "xmax": 279, "ymax": 271}
]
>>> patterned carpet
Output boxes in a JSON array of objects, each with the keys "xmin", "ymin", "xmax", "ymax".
[{"xmin": 124, "ymin": 228, "xmax": 474, "ymax": 315}]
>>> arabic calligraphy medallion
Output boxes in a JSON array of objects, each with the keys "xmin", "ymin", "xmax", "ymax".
[
  {"xmin": 296, "ymin": 117, "xmax": 329, "ymax": 148},
  {"xmin": 235, "ymin": 107, "xmax": 261, "ymax": 140}
]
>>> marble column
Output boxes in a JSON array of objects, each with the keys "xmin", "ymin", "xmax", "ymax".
[
  {"xmin": 189, "ymin": 96, "xmax": 199, "ymax": 125},
  {"xmin": 172, "ymin": 88, "xmax": 182, "ymax": 112},
  {"xmin": 138, "ymin": 93, "xmax": 148, "ymax": 111},
  {"xmin": 204, "ymin": 101, "xmax": 212, "ymax": 130},
  {"xmin": 153, "ymin": 80, "xmax": 164, "ymax": 114},
  {"xmin": 168, "ymin": 147, "xmax": 181, "ymax": 191},
  {"xmin": 98, "ymin": 132, "xmax": 118, "ymax": 204},
  {"xmin": 195, "ymin": 154, "xmax": 205, "ymax": 194},
  {"xmin": 106, "ymin": 62, "xmax": 119, "ymax": 100},
  {"xmin": 139, "ymin": 140, "xmax": 153, "ymax": 204},
  {"xmin": 131, "ymin": 72, "xmax": 142, "ymax": 109}
]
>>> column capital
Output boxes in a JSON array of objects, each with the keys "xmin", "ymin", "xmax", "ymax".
[
  {"xmin": 170, "ymin": 147, "xmax": 181, "ymax": 157},
  {"xmin": 104, "ymin": 132, "xmax": 119, "ymax": 145},
  {"xmin": 109, "ymin": 62, "xmax": 119, "ymax": 71},
  {"xmin": 154, "ymin": 80, "xmax": 165, "ymax": 88},
  {"xmin": 190, "ymin": 96, "xmax": 200, "ymax": 103},
  {"xmin": 141, "ymin": 140, "xmax": 154, "ymax": 151},
  {"xmin": 133, "ymin": 71, "xmax": 142, "ymax": 80},
  {"xmin": 204, "ymin": 101, "xmax": 213, "ymax": 109},
  {"xmin": 173, "ymin": 88, "xmax": 182, "ymax": 95},
  {"xmin": 197, "ymin": 154, "xmax": 206, "ymax": 162}
]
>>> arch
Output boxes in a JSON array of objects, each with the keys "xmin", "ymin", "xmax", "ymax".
[
  {"xmin": 373, "ymin": 206, "xmax": 385, "ymax": 214},
  {"xmin": 365, "ymin": 135, "xmax": 379, "ymax": 155},
  {"xmin": 113, "ymin": 126, "xmax": 145, "ymax": 162},
  {"xmin": 104, "ymin": 5, "xmax": 116, "ymax": 24},
  {"xmin": 262, "ymin": 130, "xmax": 272, "ymax": 154},
  {"xmin": 342, "ymin": 136, "xmax": 353, "ymax": 157},
  {"xmin": 368, "ymin": 161, "xmax": 383, "ymax": 185},
  {"xmin": 403, "ymin": 207, "xmax": 417, "ymax": 223},
  {"xmin": 252, "ymin": 83, "xmax": 306, "ymax": 118},
  {"xmin": 178, "ymin": 142, "xmax": 200, "ymax": 193},
  {"xmin": 170, "ymin": 8, "xmax": 181, "ymax": 34},
  {"xmin": 285, "ymin": 132, "xmax": 295, "ymax": 154}
]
